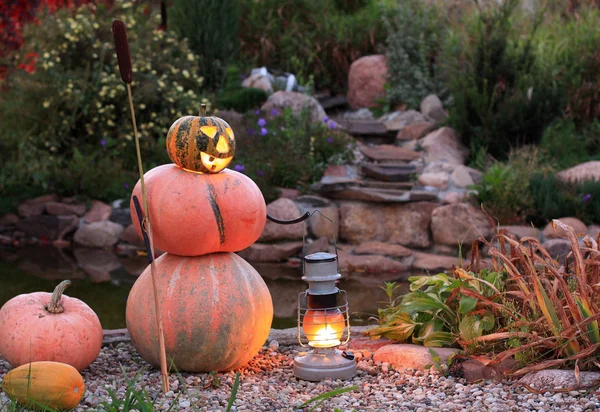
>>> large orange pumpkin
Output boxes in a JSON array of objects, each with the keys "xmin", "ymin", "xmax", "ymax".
[
  {"xmin": 2, "ymin": 361, "xmax": 85, "ymax": 410},
  {"xmin": 0, "ymin": 280, "xmax": 103, "ymax": 371},
  {"xmin": 129, "ymin": 163, "xmax": 266, "ymax": 257},
  {"xmin": 126, "ymin": 252, "xmax": 273, "ymax": 372}
]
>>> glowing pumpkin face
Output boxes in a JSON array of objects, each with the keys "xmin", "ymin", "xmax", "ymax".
[{"xmin": 166, "ymin": 115, "xmax": 236, "ymax": 174}]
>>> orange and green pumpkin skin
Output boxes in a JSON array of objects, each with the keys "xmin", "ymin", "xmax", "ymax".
[
  {"xmin": 129, "ymin": 163, "xmax": 266, "ymax": 257},
  {"xmin": 125, "ymin": 252, "xmax": 273, "ymax": 372},
  {"xmin": 0, "ymin": 290, "xmax": 103, "ymax": 371},
  {"xmin": 166, "ymin": 115, "xmax": 236, "ymax": 174},
  {"xmin": 3, "ymin": 361, "xmax": 85, "ymax": 410}
]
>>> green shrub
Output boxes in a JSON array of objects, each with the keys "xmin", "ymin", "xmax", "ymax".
[
  {"xmin": 539, "ymin": 118, "xmax": 600, "ymax": 170},
  {"xmin": 530, "ymin": 173, "xmax": 600, "ymax": 225},
  {"xmin": 383, "ymin": 0, "xmax": 448, "ymax": 109},
  {"xmin": 239, "ymin": 0, "xmax": 390, "ymax": 93},
  {"xmin": 534, "ymin": 6, "xmax": 600, "ymax": 124},
  {"xmin": 474, "ymin": 146, "xmax": 554, "ymax": 225},
  {"xmin": 169, "ymin": 0, "xmax": 240, "ymax": 90},
  {"xmin": 441, "ymin": 0, "xmax": 563, "ymax": 159},
  {"xmin": 234, "ymin": 107, "xmax": 355, "ymax": 203},
  {"xmin": 0, "ymin": 3, "xmax": 209, "ymax": 204},
  {"xmin": 216, "ymin": 65, "xmax": 268, "ymax": 112}
]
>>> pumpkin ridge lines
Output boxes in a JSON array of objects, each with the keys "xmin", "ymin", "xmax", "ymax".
[{"xmin": 206, "ymin": 182, "xmax": 226, "ymax": 246}]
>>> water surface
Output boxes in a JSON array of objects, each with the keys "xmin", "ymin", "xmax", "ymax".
[{"xmin": 0, "ymin": 246, "xmax": 410, "ymax": 330}]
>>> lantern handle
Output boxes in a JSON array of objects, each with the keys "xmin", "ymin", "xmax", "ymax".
[
  {"xmin": 301, "ymin": 210, "xmax": 339, "ymax": 275},
  {"xmin": 266, "ymin": 212, "xmax": 310, "ymax": 225}
]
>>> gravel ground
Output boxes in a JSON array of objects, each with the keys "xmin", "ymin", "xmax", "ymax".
[{"xmin": 2, "ymin": 343, "xmax": 600, "ymax": 412}]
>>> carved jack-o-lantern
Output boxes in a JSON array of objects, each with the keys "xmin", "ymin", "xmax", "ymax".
[{"xmin": 166, "ymin": 111, "xmax": 236, "ymax": 174}]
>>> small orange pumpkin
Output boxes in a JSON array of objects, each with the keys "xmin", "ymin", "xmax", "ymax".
[
  {"xmin": 166, "ymin": 110, "xmax": 236, "ymax": 174},
  {"xmin": 2, "ymin": 361, "xmax": 85, "ymax": 410},
  {"xmin": 0, "ymin": 280, "xmax": 103, "ymax": 371},
  {"xmin": 126, "ymin": 252, "xmax": 273, "ymax": 372},
  {"xmin": 129, "ymin": 163, "xmax": 266, "ymax": 256}
]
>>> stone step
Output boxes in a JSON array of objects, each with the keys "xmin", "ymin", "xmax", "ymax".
[
  {"xmin": 361, "ymin": 163, "xmax": 417, "ymax": 182},
  {"xmin": 319, "ymin": 95, "xmax": 348, "ymax": 110},
  {"xmin": 311, "ymin": 177, "xmax": 436, "ymax": 203},
  {"xmin": 345, "ymin": 120, "xmax": 389, "ymax": 136},
  {"xmin": 359, "ymin": 143, "xmax": 421, "ymax": 162}
]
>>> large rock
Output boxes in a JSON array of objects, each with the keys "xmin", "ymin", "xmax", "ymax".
[
  {"xmin": 74, "ymin": 221, "xmax": 124, "ymax": 248},
  {"xmin": 380, "ymin": 110, "xmax": 426, "ymax": 132},
  {"xmin": 259, "ymin": 198, "xmax": 305, "ymax": 242},
  {"xmin": 119, "ymin": 224, "xmax": 145, "ymax": 247},
  {"xmin": 237, "ymin": 242, "xmax": 303, "ymax": 262},
  {"xmin": 16, "ymin": 215, "xmax": 78, "ymax": 241},
  {"xmin": 542, "ymin": 239, "xmax": 572, "ymax": 263},
  {"xmin": 260, "ymin": 91, "xmax": 327, "ymax": 124},
  {"xmin": 354, "ymin": 241, "xmax": 412, "ymax": 258},
  {"xmin": 84, "ymin": 200, "xmax": 113, "ymax": 223},
  {"xmin": 340, "ymin": 202, "xmax": 437, "ymax": 247},
  {"xmin": 412, "ymin": 251, "xmax": 461, "ymax": 272},
  {"xmin": 451, "ymin": 165, "xmax": 482, "ymax": 188},
  {"xmin": 347, "ymin": 55, "xmax": 388, "ymax": 109},
  {"xmin": 396, "ymin": 122, "xmax": 436, "ymax": 140},
  {"xmin": 421, "ymin": 127, "xmax": 469, "ymax": 165},
  {"xmin": 337, "ymin": 250, "xmax": 408, "ymax": 275},
  {"xmin": 74, "ymin": 248, "xmax": 122, "ymax": 283},
  {"xmin": 294, "ymin": 196, "xmax": 339, "ymax": 241},
  {"xmin": 519, "ymin": 370, "xmax": 600, "ymax": 391},
  {"xmin": 45, "ymin": 201, "xmax": 86, "ymax": 216},
  {"xmin": 420, "ymin": 94, "xmax": 447, "ymax": 124},
  {"xmin": 542, "ymin": 217, "xmax": 588, "ymax": 239},
  {"xmin": 110, "ymin": 207, "xmax": 132, "ymax": 227},
  {"xmin": 374, "ymin": 344, "xmax": 460, "ymax": 371},
  {"xmin": 431, "ymin": 203, "xmax": 494, "ymax": 246},
  {"xmin": 242, "ymin": 73, "xmax": 272, "ymax": 93},
  {"xmin": 17, "ymin": 194, "xmax": 58, "ymax": 217},
  {"xmin": 418, "ymin": 172, "xmax": 449, "ymax": 190},
  {"xmin": 556, "ymin": 161, "xmax": 600, "ymax": 184},
  {"xmin": 500, "ymin": 225, "xmax": 540, "ymax": 240},
  {"xmin": 0, "ymin": 213, "xmax": 19, "ymax": 225}
]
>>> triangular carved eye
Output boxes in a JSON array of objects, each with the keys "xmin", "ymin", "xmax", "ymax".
[
  {"xmin": 216, "ymin": 135, "xmax": 230, "ymax": 153},
  {"xmin": 225, "ymin": 127, "xmax": 234, "ymax": 139},
  {"xmin": 200, "ymin": 126, "xmax": 218, "ymax": 138}
]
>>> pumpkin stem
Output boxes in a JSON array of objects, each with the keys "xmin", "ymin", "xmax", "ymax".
[
  {"xmin": 199, "ymin": 104, "xmax": 207, "ymax": 116},
  {"xmin": 46, "ymin": 280, "xmax": 72, "ymax": 314}
]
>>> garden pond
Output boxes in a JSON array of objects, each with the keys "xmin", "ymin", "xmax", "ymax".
[{"xmin": 0, "ymin": 246, "xmax": 409, "ymax": 330}]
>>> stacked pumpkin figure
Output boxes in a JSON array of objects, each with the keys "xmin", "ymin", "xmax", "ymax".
[{"xmin": 126, "ymin": 110, "xmax": 273, "ymax": 372}]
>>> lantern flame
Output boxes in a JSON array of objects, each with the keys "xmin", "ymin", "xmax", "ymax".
[{"xmin": 303, "ymin": 309, "xmax": 345, "ymax": 348}]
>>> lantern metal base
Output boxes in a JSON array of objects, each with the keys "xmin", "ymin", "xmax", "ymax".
[{"xmin": 293, "ymin": 348, "xmax": 357, "ymax": 381}]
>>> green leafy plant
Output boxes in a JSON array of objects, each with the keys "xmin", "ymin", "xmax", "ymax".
[
  {"xmin": 0, "ymin": 2, "xmax": 209, "ymax": 204},
  {"xmin": 369, "ymin": 220, "xmax": 600, "ymax": 376},
  {"xmin": 234, "ymin": 106, "xmax": 355, "ymax": 202},
  {"xmin": 169, "ymin": 0, "xmax": 240, "ymax": 90},
  {"xmin": 383, "ymin": 0, "xmax": 448, "ymax": 109},
  {"xmin": 474, "ymin": 146, "xmax": 554, "ymax": 224},
  {"xmin": 539, "ymin": 118, "xmax": 600, "ymax": 170},
  {"xmin": 216, "ymin": 65, "xmax": 268, "ymax": 112}
]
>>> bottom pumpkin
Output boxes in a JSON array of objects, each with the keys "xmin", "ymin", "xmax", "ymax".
[
  {"xmin": 126, "ymin": 252, "xmax": 273, "ymax": 372},
  {"xmin": 2, "ymin": 361, "xmax": 85, "ymax": 410}
]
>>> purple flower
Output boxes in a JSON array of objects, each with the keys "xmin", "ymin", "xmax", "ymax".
[
  {"xmin": 100, "ymin": 138, "xmax": 107, "ymax": 146},
  {"xmin": 248, "ymin": 128, "xmax": 255, "ymax": 135},
  {"xmin": 271, "ymin": 108, "xmax": 279, "ymax": 117},
  {"xmin": 257, "ymin": 118, "xmax": 267, "ymax": 127},
  {"xmin": 328, "ymin": 120, "xmax": 337, "ymax": 130},
  {"xmin": 327, "ymin": 136, "xmax": 334, "ymax": 143},
  {"xmin": 124, "ymin": 183, "xmax": 129, "ymax": 189},
  {"xmin": 257, "ymin": 170, "xmax": 264, "ymax": 177},
  {"xmin": 241, "ymin": 73, "xmax": 247, "ymax": 80},
  {"xmin": 260, "ymin": 127, "xmax": 268, "ymax": 136},
  {"xmin": 323, "ymin": 116, "xmax": 330, "ymax": 123},
  {"xmin": 255, "ymin": 109, "xmax": 261, "ymax": 116},
  {"xmin": 234, "ymin": 164, "xmax": 245, "ymax": 172},
  {"xmin": 582, "ymin": 193, "xmax": 592, "ymax": 203}
]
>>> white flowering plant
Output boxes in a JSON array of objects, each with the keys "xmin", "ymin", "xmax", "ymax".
[{"xmin": 0, "ymin": 1, "xmax": 210, "ymax": 201}]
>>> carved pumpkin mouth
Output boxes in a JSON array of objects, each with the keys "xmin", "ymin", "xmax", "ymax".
[{"xmin": 183, "ymin": 152, "xmax": 233, "ymax": 174}]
